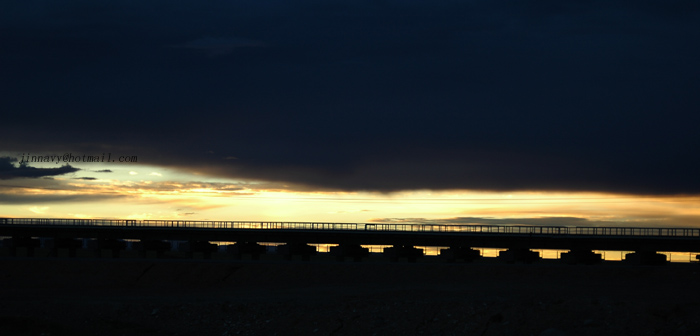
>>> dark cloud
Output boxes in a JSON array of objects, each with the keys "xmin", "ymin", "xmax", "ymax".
[
  {"xmin": 94, "ymin": 169, "xmax": 112, "ymax": 173},
  {"xmin": 370, "ymin": 216, "xmax": 700, "ymax": 228},
  {"xmin": 0, "ymin": 157, "xmax": 79, "ymax": 180},
  {"xmin": 172, "ymin": 37, "xmax": 268, "ymax": 56},
  {"xmin": 117, "ymin": 181, "xmax": 248, "ymax": 193},
  {"xmin": 73, "ymin": 177, "xmax": 97, "ymax": 180},
  {"xmin": 1, "ymin": 1, "xmax": 699, "ymax": 194}
]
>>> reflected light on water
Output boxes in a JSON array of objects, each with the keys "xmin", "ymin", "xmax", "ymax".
[{"xmin": 156, "ymin": 241, "xmax": 700, "ymax": 263}]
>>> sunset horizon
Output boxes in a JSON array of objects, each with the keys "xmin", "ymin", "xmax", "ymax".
[{"xmin": 2, "ymin": 2, "xmax": 700, "ymax": 333}]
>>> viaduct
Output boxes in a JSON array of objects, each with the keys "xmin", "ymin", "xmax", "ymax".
[{"xmin": 2, "ymin": 218, "xmax": 699, "ymax": 265}]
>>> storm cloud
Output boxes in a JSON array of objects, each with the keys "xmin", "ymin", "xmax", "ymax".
[
  {"xmin": 0, "ymin": 157, "xmax": 79, "ymax": 180},
  {"xmin": 2, "ymin": 1, "xmax": 699, "ymax": 194}
]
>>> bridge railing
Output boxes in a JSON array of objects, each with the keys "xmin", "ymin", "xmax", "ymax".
[
  {"xmin": 0, "ymin": 218, "xmax": 698, "ymax": 237},
  {"xmin": 0, "ymin": 218, "xmax": 359, "ymax": 231},
  {"xmin": 371, "ymin": 224, "xmax": 700, "ymax": 237}
]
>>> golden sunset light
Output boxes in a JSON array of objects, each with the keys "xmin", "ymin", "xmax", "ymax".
[
  {"xmin": 1, "ymin": 161, "xmax": 699, "ymax": 229},
  {"xmin": 2, "ymin": 2, "xmax": 700, "ymax": 334}
]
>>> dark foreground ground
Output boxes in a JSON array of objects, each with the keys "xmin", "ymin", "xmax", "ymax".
[{"xmin": 0, "ymin": 258, "xmax": 699, "ymax": 336}]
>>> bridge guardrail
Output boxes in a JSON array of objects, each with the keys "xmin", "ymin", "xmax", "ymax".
[{"xmin": 0, "ymin": 218, "xmax": 698, "ymax": 238}]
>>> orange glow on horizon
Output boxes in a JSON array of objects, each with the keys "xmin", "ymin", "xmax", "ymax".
[{"xmin": 0, "ymin": 166, "xmax": 699, "ymax": 228}]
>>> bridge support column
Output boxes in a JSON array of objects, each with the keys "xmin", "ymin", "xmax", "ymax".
[
  {"xmin": 560, "ymin": 249, "xmax": 602, "ymax": 265},
  {"xmin": 75, "ymin": 238, "xmax": 97, "ymax": 258},
  {"xmin": 278, "ymin": 243, "xmax": 316, "ymax": 261},
  {"xmin": 8, "ymin": 237, "xmax": 40, "ymax": 257},
  {"xmin": 383, "ymin": 245, "xmax": 423, "ymax": 262},
  {"xmin": 33, "ymin": 238, "xmax": 53, "ymax": 257},
  {"xmin": 119, "ymin": 241, "xmax": 142, "ymax": 258},
  {"xmin": 45, "ymin": 238, "xmax": 82, "ymax": 258},
  {"xmin": 189, "ymin": 240, "xmax": 218, "ymax": 259},
  {"xmin": 140, "ymin": 240, "xmax": 170, "ymax": 259},
  {"xmin": 498, "ymin": 248, "xmax": 540, "ymax": 264},
  {"xmin": 329, "ymin": 244, "xmax": 369, "ymax": 262},
  {"xmin": 625, "ymin": 250, "xmax": 666, "ymax": 265},
  {"xmin": 229, "ymin": 242, "xmax": 266, "ymax": 260},
  {"xmin": 86, "ymin": 239, "xmax": 126, "ymax": 258},
  {"xmin": 440, "ymin": 246, "xmax": 480, "ymax": 263},
  {"xmin": 0, "ymin": 238, "xmax": 9, "ymax": 257}
]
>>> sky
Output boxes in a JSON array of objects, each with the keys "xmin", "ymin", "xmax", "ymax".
[{"xmin": 1, "ymin": 1, "xmax": 700, "ymax": 227}]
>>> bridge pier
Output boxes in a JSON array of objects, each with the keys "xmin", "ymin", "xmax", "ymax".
[
  {"xmin": 140, "ymin": 240, "xmax": 170, "ymax": 259},
  {"xmin": 4, "ymin": 237, "xmax": 40, "ymax": 257},
  {"xmin": 75, "ymin": 238, "xmax": 97, "ymax": 258},
  {"xmin": 329, "ymin": 244, "xmax": 369, "ymax": 262},
  {"xmin": 1, "ymin": 219, "xmax": 699, "ymax": 265},
  {"xmin": 86, "ymin": 239, "xmax": 127, "ymax": 258},
  {"xmin": 624, "ymin": 250, "xmax": 667, "ymax": 265},
  {"xmin": 119, "ymin": 241, "xmax": 142, "ymax": 258},
  {"xmin": 228, "ymin": 242, "xmax": 266, "ymax": 260},
  {"xmin": 33, "ymin": 238, "xmax": 53, "ymax": 257},
  {"xmin": 439, "ymin": 246, "xmax": 480, "ymax": 263},
  {"xmin": 278, "ymin": 243, "xmax": 316, "ymax": 261},
  {"xmin": 383, "ymin": 245, "xmax": 423, "ymax": 262},
  {"xmin": 560, "ymin": 249, "xmax": 603, "ymax": 265},
  {"xmin": 0, "ymin": 238, "xmax": 8, "ymax": 257},
  {"xmin": 498, "ymin": 248, "xmax": 540, "ymax": 264},
  {"xmin": 187, "ymin": 241, "xmax": 218, "ymax": 259},
  {"xmin": 49, "ymin": 238, "xmax": 83, "ymax": 258}
]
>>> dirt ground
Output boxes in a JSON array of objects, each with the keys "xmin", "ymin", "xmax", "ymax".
[{"xmin": 0, "ymin": 258, "xmax": 699, "ymax": 336}]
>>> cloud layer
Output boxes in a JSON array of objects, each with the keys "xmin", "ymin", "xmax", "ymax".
[
  {"xmin": 0, "ymin": 157, "xmax": 79, "ymax": 180},
  {"xmin": 2, "ymin": 1, "xmax": 699, "ymax": 194},
  {"xmin": 370, "ymin": 215, "xmax": 700, "ymax": 229}
]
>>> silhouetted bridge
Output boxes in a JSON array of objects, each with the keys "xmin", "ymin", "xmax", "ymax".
[{"xmin": 1, "ymin": 218, "xmax": 699, "ymax": 265}]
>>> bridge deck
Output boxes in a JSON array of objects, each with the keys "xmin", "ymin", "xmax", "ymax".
[
  {"xmin": 1, "ymin": 218, "xmax": 699, "ymax": 252},
  {"xmin": 2, "ymin": 217, "xmax": 699, "ymax": 237}
]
